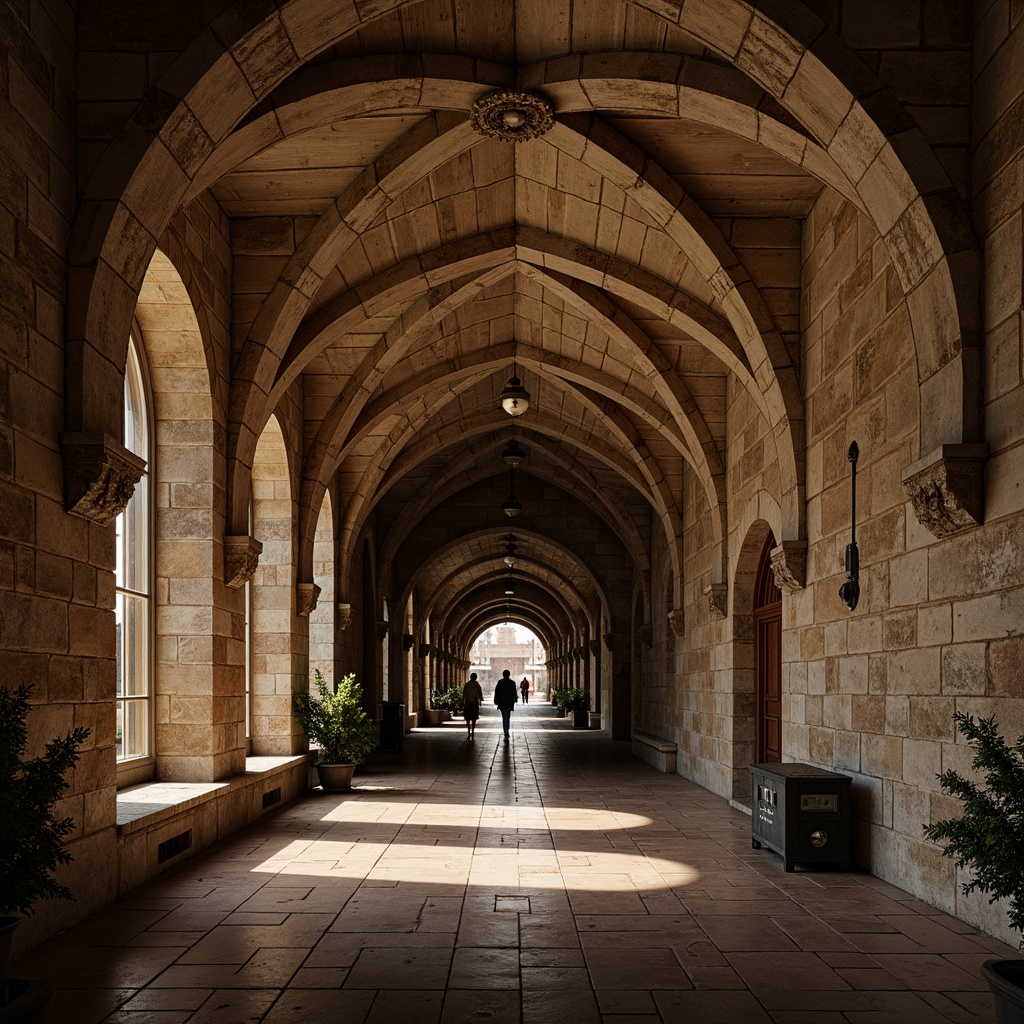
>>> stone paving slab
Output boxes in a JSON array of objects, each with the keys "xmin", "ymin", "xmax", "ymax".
[{"xmin": 14, "ymin": 703, "xmax": 1015, "ymax": 1023}]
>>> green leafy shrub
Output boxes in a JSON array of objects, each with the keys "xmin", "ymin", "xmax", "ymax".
[
  {"xmin": 922, "ymin": 713, "xmax": 1024, "ymax": 948},
  {"xmin": 564, "ymin": 688, "xmax": 590, "ymax": 712},
  {"xmin": 0, "ymin": 685, "xmax": 90, "ymax": 916},
  {"xmin": 430, "ymin": 686, "xmax": 463, "ymax": 713},
  {"xmin": 293, "ymin": 671, "xmax": 377, "ymax": 765}
]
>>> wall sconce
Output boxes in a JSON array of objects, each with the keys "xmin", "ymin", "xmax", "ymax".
[
  {"xmin": 839, "ymin": 441, "xmax": 860, "ymax": 611},
  {"xmin": 499, "ymin": 360, "xmax": 530, "ymax": 417}
]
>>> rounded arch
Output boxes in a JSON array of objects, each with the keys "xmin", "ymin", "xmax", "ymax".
[
  {"xmin": 250, "ymin": 413, "xmax": 297, "ymax": 756},
  {"xmin": 68, "ymin": 0, "xmax": 978, "ymax": 495}
]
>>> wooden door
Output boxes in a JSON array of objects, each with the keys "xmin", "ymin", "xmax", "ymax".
[{"xmin": 754, "ymin": 534, "xmax": 782, "ymax": 763}]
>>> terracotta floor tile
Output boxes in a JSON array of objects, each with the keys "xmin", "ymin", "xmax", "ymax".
[
  {"xmin": 652, "ymin": 990, "xmax": 774, "ymax": 1024},
  {"xmin": 261, "ymin": 988, "xmax": 375, "ymax": 1023},
  {"xmin": 344, "ymin": 947, "xmax": 452, "ymax": 989},
  {"xmin": 13, "ymin": 708, "xmax": 1017, "ymax": 1024}
]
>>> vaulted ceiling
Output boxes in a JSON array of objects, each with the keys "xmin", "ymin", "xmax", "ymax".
[{"xmin": 202, "ymin": 0, "xmax": 846, "ymax": 654}]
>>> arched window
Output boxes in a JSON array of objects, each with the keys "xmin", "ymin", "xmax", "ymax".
[{"xmin": 116, "ymin": 337, "xmax": 152, "ymax": 768}]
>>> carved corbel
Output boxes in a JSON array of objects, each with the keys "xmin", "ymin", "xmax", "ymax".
[
  {"xmin": 296, "ymin": 582, "xmax": 321, "ymax": 617},
  {"xmin": 224, "ymin": 534, "xmax": 263, "ymax": 588},
  {"xmin": 337, "ymin": 603, "xmax": 352, "ymax": 631},
  {"xmin": 60, "ymin": 432, "xmax": 146, "ymax": 526},
  {"xmin": 901, "ymin": 444, "xmax": 988, "ymax": 538},
  {"xmin": 419, "ymin": 642, "xmax": 431, "ymax": 659},
  {"xmin": 403, "ymin": 633, "xmax": 415, "ymax": 652},
  {"xmin": 770, "ymin": 541, "xmax": 807, "ymax": 593},
  {"xmin": 603, "ymin": 632, "xmax": 614, "ymax": 651},
  {"xmin": 638, "ymin": 624, "xmax": 653, "ymax": 649},
  {"xmin": 375, "ymin": 620, "xmax": 389, "ymax": 642},
  {"xmin": 705, "ymin": 583, "xmax": 727, "ymax": 619},
  {"xmin": 587, "ymin": 638, "xmax": 599, "ymax": 657},
  {"xmin": 667, "ymin": 609, "xmax": 685, "ymax": 637}
]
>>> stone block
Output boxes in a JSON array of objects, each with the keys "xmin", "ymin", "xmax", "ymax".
[
  {"xmin": 941, "ymin": 642, "xmax": 987, "ymax": 696},
  {"xmin": 902, "ymin": 737, "xmax": 942, "ymax": 789}
]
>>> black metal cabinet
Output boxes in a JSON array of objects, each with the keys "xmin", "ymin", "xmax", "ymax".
[{"xmin": 750, "ymin": 762, "xmax": 852, "ymax": 871}]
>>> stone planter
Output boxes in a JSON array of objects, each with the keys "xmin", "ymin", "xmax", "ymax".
[
  {"xmin": 315, "ymin": 763, "xmax": 355, "ymax": 791},
  {"xmin": 588, "ymin": 712, "xmax": 601, "ymax": 729},
  {"xmin": 983, "ymin": 960, "xmax": 1024, "ymax": 1024},
  {"xmin": 572, "ymin": 709, "xmax": 589, "ymax": 728},
  {"xmin": 419, "ymin": 709, "xmax": 449, "ymax": 727}
]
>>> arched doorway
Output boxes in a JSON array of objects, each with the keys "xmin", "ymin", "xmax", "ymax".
[{"xmin": 754, "ymin": 534, "xmax": 782, "ymax": 764}]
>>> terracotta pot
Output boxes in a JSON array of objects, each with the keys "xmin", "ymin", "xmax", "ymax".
[
  {"xmin": 0, "ymin": 917, "xmax": 53, "ymax": 1022},
  {"xmin": 984, "ymin": 960, "xmax": 1024, "ymax": 1024},
  {"xmin": 315, "ymin": 763, "xmax": 356, "ymax": 791},
  {"xmin": 0, "ymin": 979, "xmax": 53, "ymax": 1022},
  {"xmin": 0, "ymin": 917, "xmax": 17, "ymax": 1002}
]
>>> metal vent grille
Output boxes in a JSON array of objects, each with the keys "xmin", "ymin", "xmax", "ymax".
[
  {"xmin": 262, "ymin": 787, "xmax": 281, "ymax": 809},
  {"xmin": 157, "ymin": 830, "xmax": 192, "ymax": 863}
]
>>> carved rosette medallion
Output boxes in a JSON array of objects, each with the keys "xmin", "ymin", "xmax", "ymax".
[
  {"xmin": 60, "ymin": 432, "xmax": 146, "ymax": 526},
  {"xmin": 901, "ymin": 444, "xmax": 987, "ymax": 538},
  {"xmin": 667, "ymin": 609, "xmax": 685, "ymax": 637},
  {"xmin": 770, "ymin": 541, "xmax": 807, "ymax": 593},
  {"xmin": 638, "ymin": 624, "xmax": 653, "ymax": 649},
  {"xmin": 470, "ymin": 90, "xmax": 554, "ymax": 142},
  {"xmin": 705, "ymin": 583, "xmax": 727, "ymax": 619},
  {"xmin": 296, "ymin": 582, "xmax": 321, "ymax": 617},
  {"xmin": 224, "ymin": 534, "xmax": 263, "ymax": 588},
  {"xmin": 337, "ymin": 603, "xmax": 353, "ymax": 631}
]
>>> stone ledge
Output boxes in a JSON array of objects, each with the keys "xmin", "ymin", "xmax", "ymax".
[
  {"xmin": 632, "ymin": 730, "xmax": 677, "ymax": 774},
  {"xmin": 115, "ymin": 754, "xmax": 312, "ymax": 896}
]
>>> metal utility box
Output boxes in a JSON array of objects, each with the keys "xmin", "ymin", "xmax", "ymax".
[{"xmin": 750, "ymin": 763, "xmax": 852, "ymax": 871}]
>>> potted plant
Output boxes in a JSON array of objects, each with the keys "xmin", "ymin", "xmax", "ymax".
[
  {"xmin": 0, "ymin": 684, "xmax": 90, "ymax": 1020},
  {"xmin": 293, "ymin": 671, "xmax": 377, "ymax": 791},
  {"xmin": 922, "ymin": 712, "xmax": 1024, "ymax": 1023},
  {"xmin": 565, "ymin": 688, "xmax": 591, "ymax": 728},
  {"xmin": 551, "ymin": 688, "xmax": 569, "ymax": 716}
]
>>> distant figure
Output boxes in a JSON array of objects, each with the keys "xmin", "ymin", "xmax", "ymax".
[
  {"xmin": 519, "ymin": 677, "xmax": 530, "ymax": 704},
  {"xmin": 493, "ymin": 669, "xmax": 519, "ymax": 742},
  {"xmin": 463, "ymin": 672, "xmax": 483, "ymax": 739}
]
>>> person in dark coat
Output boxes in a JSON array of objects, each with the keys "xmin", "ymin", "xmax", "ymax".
[
  {"xmin": 493, "ymin": 669, "xmax": 519, "ymax": 742},
  {"xmin": 463, "ymin": 672, "xmax": 483, "ymax": 739}
]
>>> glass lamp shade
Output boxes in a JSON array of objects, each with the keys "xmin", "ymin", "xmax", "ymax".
[
  {"xmin": 502, "ymin": 494, "xmax": 522, "ymax": 517},
  {"xmin": 499, "ymin": 377, "xmax": 530, "ymax": 416},
  {"xmin": 504, "ymin": 583, "xmax": 515, "ymax": 595},
  {"xmin": 503, "ymin": 555, "xmax": 517, "ymax": 568},
  {"xmin": 502, "ymin": 439, "xmax": 526, "ymax": 466},
  {"xmin": 502, "ymin": 108, "xmax": 527, "ymax": 128}
]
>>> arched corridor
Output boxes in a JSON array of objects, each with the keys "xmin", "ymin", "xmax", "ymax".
[
  {"xmin": 17, "ymin": 709, "xmax": 1012, "ymax": 1023},
  {"xmin": 3, "ymin": 0, "xmax": 1024, "ymax": 1000}
]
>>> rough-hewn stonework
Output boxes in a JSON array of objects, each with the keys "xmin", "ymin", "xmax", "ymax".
[{"xmin": 1, "ymin": 0, "xmax": 1021, "ymax": 960}]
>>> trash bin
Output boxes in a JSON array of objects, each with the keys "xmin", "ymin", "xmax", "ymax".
[{"xmin": 379, "ymin": 700, "xmax": 405, "ymax": 752}]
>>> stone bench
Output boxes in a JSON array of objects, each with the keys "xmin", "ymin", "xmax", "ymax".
[{"xmin": 632, "ymin": 731, "xmax": 677, "ymax": 773}]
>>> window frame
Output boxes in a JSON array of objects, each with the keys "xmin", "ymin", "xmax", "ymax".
[{"xmin": 115, "ymin": 331, "xmax": 155, "ymax": 787}]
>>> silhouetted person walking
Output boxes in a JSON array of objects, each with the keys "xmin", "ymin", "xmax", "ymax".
[
  {"xmin": 463, "ymin": 672, "xmax": 483, "ymax": 739},
  {"xmin": 519, "ymin": 677, "xmax": 530, "ymax": 703},
  {"xmin": 494, "ymin": 670, "xmax": 518, "ymax": 742}
]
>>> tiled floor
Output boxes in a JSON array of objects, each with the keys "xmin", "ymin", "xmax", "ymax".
[{"xmin": 17, "ymin": 702, "xmax": 1014, "ymax": 1023}]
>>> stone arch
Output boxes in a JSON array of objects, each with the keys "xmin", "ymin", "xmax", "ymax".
[
  {"xmin": 133, "ymin": 249, "xmax": 238, "ymax": 782},
  {"xmin": 731, "ymin": 514, "xmax": 778, "ymax": 802},
  {"xmin": 67, "ymin": 0, "xmax": 978, "ymax": 525},
  {"xmin": 308, "ymin": 488, "xmax": 334, "ymax": 689},
  {"xmin": 250, "ymin": 414, "xmax": 300, "ymax": 756}
]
